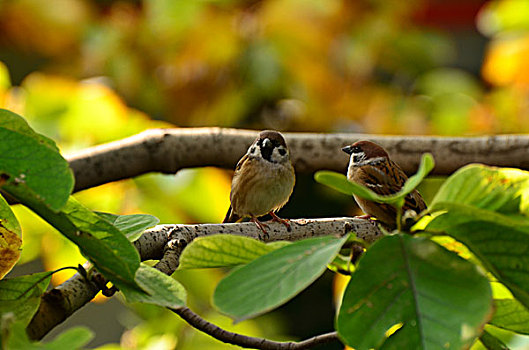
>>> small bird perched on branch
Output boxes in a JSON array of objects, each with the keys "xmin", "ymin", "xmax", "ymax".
[
  {"xmin": 223, "ymin": 130, "xmax": 295, "ymax": 234},
  {"xmin": 342, "ymin": 140, "xmax": 427, "ymax": 229}
]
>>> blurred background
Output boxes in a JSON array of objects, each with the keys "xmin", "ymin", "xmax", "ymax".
[{"xmin": 2, "ymin": 0, "xmax": 529, "ymax": 348}]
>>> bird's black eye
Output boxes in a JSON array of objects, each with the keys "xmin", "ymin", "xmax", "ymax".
[{"xmin": 278, "ymin": 148, "xmax": 286, "ymax": 156}]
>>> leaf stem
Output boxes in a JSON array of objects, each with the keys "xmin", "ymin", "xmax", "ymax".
[{"xmin": 17, "ymin": 266, "xmax": 81, "ymax": 299}]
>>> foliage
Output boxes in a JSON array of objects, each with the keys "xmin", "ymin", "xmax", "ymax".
[
  {"xmin": 213, "ymin": 235, "xmax": 349, "ymax": 321},
  {"xmin": 3, "ymin": 322, "xmax": 93, "ymax": 350},
  {"xmin": 337, "ymin": 234, "xmax": 491, "ymax": 349},
  {"xmin": 0, "ymin": 107, "xmax": 529, "ymax": 350},
  {"xmin": 1, "ymin": 0, "xmax": 529, "ymax": 134},
  {"xmin": 0, "ymin": 111, "xmax": 168, "ymax": 343},
  {"xmin": 170, "ymin": 146, "xmax": 529, "ymax": 349},
  {"xmin": 0, "ymin": 195, "xmax": 21, "ymax": 278},
  {"xmin": 2, "ymin": 0, "xmax": 529, "ymax": 347}
]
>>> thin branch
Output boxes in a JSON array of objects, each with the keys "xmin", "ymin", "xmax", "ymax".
[
  {"xmin": 27, "ymin": 217, "xmax": 381, "ymax": 340},
  {"xmin": 173, "ymin": 306, "xmax": 340, "ymax": 350},
  {"xmin": 66, "ymin": 128, "xmax": 529, "ymax": 192}
]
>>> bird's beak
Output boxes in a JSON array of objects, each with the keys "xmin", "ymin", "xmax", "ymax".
[
  {"xmin": 342, "ymin": 145, "xmax": 353, "ymax": 155},
  {"xmin": 262, "ymin": 138, "xmax": 273, "ymax": 149}
]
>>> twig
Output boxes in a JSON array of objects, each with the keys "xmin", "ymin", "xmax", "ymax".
[
  {"xmin": 173, "ymin": 306, "xmax": 339, "ymax": 350},
  {"xmin": 66, "ymin": 128, "xmax": 529, "ymax": 192}
]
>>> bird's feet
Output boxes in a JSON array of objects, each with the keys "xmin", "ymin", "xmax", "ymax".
[
  {"xmin": 269, "ymin": 212, "xmax": 291, "ymax": 232},
  {"xmin": 251, "ymin": 216, "xmax": 270, "ymax": 240}
]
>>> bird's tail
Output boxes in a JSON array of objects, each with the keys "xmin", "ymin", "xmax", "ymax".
[{"xmin": 223, "ymin": 206, "xmax": 240, "ymax": 223}]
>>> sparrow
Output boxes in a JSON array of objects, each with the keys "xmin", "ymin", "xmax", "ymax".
[
  {"xmin": 223, "ymin": 130, "xmax": 295, "ymax": 235},
  {"xmin": 342, "ymin": 140, "xmax": 427, "ymax": 229}
]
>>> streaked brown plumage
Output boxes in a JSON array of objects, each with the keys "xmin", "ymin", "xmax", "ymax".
[
  {"xmin": 342, "ymin": 140, "xmax": 427, "ymax": 229},
  {"xmin": 223, "ymin": 130, "xmax": 295, "ymax": 234}
]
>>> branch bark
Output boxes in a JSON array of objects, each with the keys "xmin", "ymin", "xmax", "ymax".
[
  {"xmin": 27, "ymin": 217, "xmax": 381, "ymax": 341},
  {"xmin": 66, "ymin": 127, "xmax": 529, "ymax": 192}
]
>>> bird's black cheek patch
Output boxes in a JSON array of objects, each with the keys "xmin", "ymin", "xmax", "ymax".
[
  {"xmin": 261, "ymin": 146, "xmax": 273, "ymax": 161},
  {"xmin": 353, "ymin": 153, "xmax": 364, "ymax": 163},
  {"xmin": 278, "ymin": 148, "xmax": 286, "ymax": 156}
]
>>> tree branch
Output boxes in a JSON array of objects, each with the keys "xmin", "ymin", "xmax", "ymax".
[
  {"xmin": 27, "ymin": 217, "xmax": 381, "ymax": 341},
  {"xmin": 173, "ymin": 306, "xmax": 339, "ymax": 350},
  {"xmin": 155, "ymin": 217, "xmax": 381, "ymax": 273},
  {"xmin": 66, "ymin": 127, "xmax": 529, "ymax": 192}
]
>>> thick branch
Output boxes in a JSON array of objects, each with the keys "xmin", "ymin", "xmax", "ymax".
[
  {"xmin": 173, "ymin": 306, "xmax": 339, "ymax": 350},
  {"xmin": 66, "ymin": 128, "xmax": 529, "ymax": 192},
  {"xmin": 27, "ymin": 217, "xmax": 380, "ymax": 340}
]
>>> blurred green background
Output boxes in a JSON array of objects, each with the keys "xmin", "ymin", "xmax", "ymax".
[{"xmin": 3, "ymin": 0, "xmax": 529, "ymax": 348}]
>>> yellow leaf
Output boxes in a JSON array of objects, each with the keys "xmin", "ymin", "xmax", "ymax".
[{"xmin": 0, "ymin": 225, "xmax": 22, "ymax": 279}]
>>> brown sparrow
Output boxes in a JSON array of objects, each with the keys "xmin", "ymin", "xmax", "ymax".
[
  {"xmin": 342, "ymin": 140, "xmax": 427, "ymax": 229},
  {"xmin": 223, "ymin": 130, "xmax": 295, "ymax": 234}
]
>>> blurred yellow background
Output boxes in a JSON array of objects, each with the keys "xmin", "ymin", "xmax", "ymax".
[{"xmin": 2, "ymin": 0, "xmax": 529, "ymax": 348}]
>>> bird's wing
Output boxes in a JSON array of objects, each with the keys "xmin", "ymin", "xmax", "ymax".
[
  {"xmin": 223, "ymin": 205, "xmax": 241, "ymax": 223},
  {"xmin": 358, "ymin": 160, "xmax": 427, "ymax": 213}
]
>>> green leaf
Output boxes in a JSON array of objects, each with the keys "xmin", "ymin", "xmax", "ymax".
[
  {"xmin": 479, "ymin": 330, "xmax": 509, "ymax": 350},
  {"xmin": 179, "ymin": 234, "xmax": 290, "ymax": 269},
  {"xmin": 314, "ymin": 171, "xmax": 364, "ymax": 196},
  {"xmin": 25, "ymin": 197, "xmax": 141, "ymax": 291},
  {"xmin": 336, "ymin": 234, "xmax": 492, "ymax": 350},
  {"xmin": 213, "ymin": 234, "xmax": 349, "ymax": 321},
  {"xmin": 41, "ymin": 326, "xmax": 94, "ymax": 349},
  {"xmin": 0, "ymin": 195, "xmax": 20, "ymax": 236},
  {"xmin": 120, "ymin": 264, "xmax": 186, "ymax": 309},
  {"xmin": 490, "ymin": 298, "xmax": 529, "ymax": 335},
  {"xmin": 0, "ymin": 195, "xmax": 22, "ymax": 278},
  {"xmin": 426, "ymin": 204, "xmax": 529, "ymax": 310},
  {"xmin": 96, "ymin": 212, "xmax": 159, "ymax": 241},
  {"xmin": 5, "ymin": 322, "xmax": 93, "ymax": 350},
  {"xmin": 0, "ymin": 109, "xmax": 74, "ymax": 212},
  {"xmin": 314, "ymin": 153, "xmax": 434, "ymax": 208},
  {"xmin": 430, "ymin": 164, "xmax": 529, "ymax": 216},
  {"xmin": 0, "ymin": 272, "xmax": 52, "ymax": 326},
  {"xmin": 0, "ymin": 109, "xmax": 57, "ymax": 150}
]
